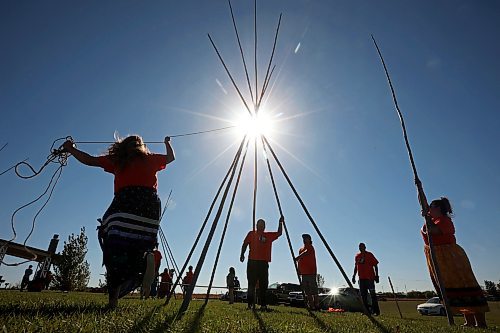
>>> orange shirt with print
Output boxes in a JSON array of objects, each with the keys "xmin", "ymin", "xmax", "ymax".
[
  {"xmin": 298, "ymin": 243, "xmax": 317, "ymax": 275},
  {"xmin": 355, "ymin": 251, "xmax": 378, "ymax": 280},
  {"xmin": 98, "ymin": 154, "xmax": 167, "ymax": 193},
  {"xmin": 244, "ymin": 231, "xmax": 280, "ymax": 262},
  {"xmin": 421, "ymin": 216, "xmax": 456, "ymax": 246}
]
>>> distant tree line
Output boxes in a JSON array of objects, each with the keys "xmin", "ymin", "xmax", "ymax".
[{"xmin": 484, "ymin": 280, "xmax": 500, "ymax": 300}]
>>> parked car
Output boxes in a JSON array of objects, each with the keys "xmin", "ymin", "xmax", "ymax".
[
  {"xmin": 417, "ymin": 297, "xmax": 445, "ymax": 316},
  {"xmin": 318, "ymin": 287, "xmax": 366, "ymax": 312},
  {"xmin": 267, "ymin": 283, "xmax": 302, "ymax": 305},
  {"xmin": 288, "ymin": 291, "xmax": 305, "ymax": 306},
  {"xmin": 219, "ymin": 290, "xmax": 248, "ymax": 303},
  {"xmin": 288, "ymin": 287, "xmax": 331, "ymax": 307}
]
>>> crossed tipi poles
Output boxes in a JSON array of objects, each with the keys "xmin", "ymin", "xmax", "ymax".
[{"xmin": 164, "ymin": 0, "xmax": 365, "ymax": 317}]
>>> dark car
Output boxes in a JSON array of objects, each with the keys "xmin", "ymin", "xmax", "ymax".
[
  {"xmin": 266, "ymin": 282, "xmax": 302, "ymax": 305},
  {"xmin": 219, "ymin": 290, "xmax": 248, "ymax": 302},
  {"xmin": 319, "ymin": 287, "xmax": 366, "ymax": 312}
]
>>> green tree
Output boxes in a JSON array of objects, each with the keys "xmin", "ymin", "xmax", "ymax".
[
  {"xmin": 484, "ymin": 280, "xmax": 499, "ymax": 297},
  {"xmin": 53, "ymin": 227, "xmax": 90, "ymax": 291}
]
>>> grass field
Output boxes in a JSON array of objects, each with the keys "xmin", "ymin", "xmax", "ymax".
[{"xmin": 1, "ymin": 291, "xmax": 499, "ymax": 332}]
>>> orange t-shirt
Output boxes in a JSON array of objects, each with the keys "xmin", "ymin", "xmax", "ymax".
[
  {"xmin": 97, "ymin": 154, "xmax": 167, "ymax": 193},
  {"xmin": 421, "ymin": 216, "xmax": 456, "ymax": 246},
  {"xmin": 183, "ymin": 271, "xmax": 194, "ymax": 285},
  {"xmin": 153, "ymin": 250, "xmax": 162, "ymax": 270},
  {"xmin": 244, "ymin": 231, "xmax": 280, "ymax": 262},
  {"xmin": 298, "ymin": 243, "xmax": 317, "ymax": 275},
  {"xmin": 355, "ymin": 251, "xmax": 378, "ymax": 280},
  {"xmin": 160, "ymin": 272, "xmax": 171, "ymax": 283}
]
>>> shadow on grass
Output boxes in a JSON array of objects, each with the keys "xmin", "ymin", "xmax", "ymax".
[
  {"xmin": 127, "ymin": 305, "xmax": 162, "ymax": 333},
  {"xmin": 149, "ymin": 303, "xmax": 206, "ymax": 333},
  {"xmin": 367, "ymin": 315, "xmax": 392, "ymax": 333},
  {"xmin": 307, "ymin": 309, "xmax": 338, "ymax": 333},
  {"xmin": 251, "ymin": 309, "xmax": 269, "ymax": 333},
  {"xmin": 0, "ymin": 303, "xmax": 108, "ymax": 316}
]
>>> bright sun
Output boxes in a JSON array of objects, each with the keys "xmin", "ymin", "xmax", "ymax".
[{"xmin": 235, "ymin": 111, "xmax": 274, "ymax": 139}]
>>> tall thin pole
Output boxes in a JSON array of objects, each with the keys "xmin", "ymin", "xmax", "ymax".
[
  {"xmin": 388, "ymin": 276, "xmax": 403, "ymax": 319},
  {"xmin": 371, "ymin": 34, "xmax": 454, "ymax": 325},
  {"xmin": 254, "ymin": 0, "xmax": 258, "ymax": 111},
  {"xmin": 228, "ymin": 0, "xmax": 255, "ymax": 108},
  {"xmin": 204, "ymin": 140, "xmax": 250, "ymax": 302},
  {"xmin": 252, "ymin": 138, "xmax": 258, "ymax": 231},
  {"xmin": 178, "ymin": 136, "xmax": 247, "ymax": 315},
  {"xmin": 208, "ymin": 34, "xmax": 253, "ymax": 117},
  {"xmin": 260, "ymin": 136, "xmax": 306, "ymax": 308},
  {"xmin": 164, "ymin": 136, "xmax": 246, "ymax": 306},
  {"xmin": 258, "ymin": 14, "xmax": 281, "ymax": 109},
  {"xmin": 262, "ymin": 136, "xmax": 370, "ymax": 316}
]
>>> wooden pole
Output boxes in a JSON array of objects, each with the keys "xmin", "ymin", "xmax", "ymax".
[
  {"xmin": 388, "ymin": 276, "xmax": 403, "ymax": 319},
  {"xmin": 371, "ymin": 35, "xmax": 454, "ymax": 325}
]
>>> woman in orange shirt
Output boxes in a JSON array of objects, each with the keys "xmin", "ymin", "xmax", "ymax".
[
  {"xmin": 422, "ymin": 197, "xmax": 489, "ymax": 327},
  {"xmin": 63, "ymin": 135, "xmax": 174, "ymax": 308}
]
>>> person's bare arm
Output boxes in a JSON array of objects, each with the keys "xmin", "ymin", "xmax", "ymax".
[
  {"xmin": 164, "ymin": 137, "xmax": 175, "ymax": 164},
  {"xmin": 240, "ymin": 242, "xmax": 248, "ymax": 262},
  {"xmin": 277, "ymin": 215, "xmax": 284, "ymax": 236},
  {"xmin": 63, "ymin": 140, "xmax": 100, "ymax": 167},
  {"xmin": 294, "ymin": 249, "xmax": 308, "ymax": 261}
]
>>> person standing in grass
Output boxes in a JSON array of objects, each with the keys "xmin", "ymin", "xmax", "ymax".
[
  {"xmin": 352, "ymin": 242, "xmax": 380, "ymax": 315},
  {"xmin": 422, "ymin": 197, "xmax": 489, "ymax": 328},
  {"xmin": 240, "ymin": 216, "xmax": 284, "ymax": 310},
  {"xmin": 20, "ymin": 265, "xmax": 33, "ymax": 291},
  {"xmin": 182, "ymin": 266, "xmax": 194, "ymax": 297},
  {"xmin": 63, "ymin": 135, "xmax": 175, "ymax": 308},
  {"xmin": 226, "ymin": 267, "xmax": 236, "ymax": 304},
  {"xmin": 150, "ymin": 244, "xmax": 162, "ymax": 297},
  {"xmin": 295, "ymin": 234, "xmax": 319, "ymax": 310}
]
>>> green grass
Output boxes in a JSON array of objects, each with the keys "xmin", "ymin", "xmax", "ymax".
[{"xmin": 1, "ymin": 291, "xmax": 499, "ymax": 332}]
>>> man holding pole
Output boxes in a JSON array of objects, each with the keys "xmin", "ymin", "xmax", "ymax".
[
  {"xmin": 240, "ymin": 216, "xmax": 284, "ymax": 310},
  {"xmin": 295, "ymin": 233, "xmax": 319, "ymax": 310},
  {"xmin": 352, "ymin": 242, "xmax": 380, "ymax": 315}
]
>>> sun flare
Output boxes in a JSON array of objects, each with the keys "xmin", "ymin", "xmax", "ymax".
[{"xmin": 234, "ymin": 111, "xmax": 274, "ymax": 139}]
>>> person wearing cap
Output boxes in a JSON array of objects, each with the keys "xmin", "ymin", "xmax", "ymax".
[
  {"xmin": 240, "ymin": 216, "xmax": 284, "ymax": 310},
  {"xmin": 295, "ymin": 234, "xmax": 319, "ymax": 310},
  {"xmin": 352, "ymin": 242, "xmax": 380, "ymax": 315}
]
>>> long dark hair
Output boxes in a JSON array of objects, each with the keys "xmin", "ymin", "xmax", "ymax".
[
  {"xmin": 107, "ymin": 135, "xmax": 149, "ymax": 170},
  {"xmin": 430, "ymin": 197, "xmax": 453, "ymax": 217}
]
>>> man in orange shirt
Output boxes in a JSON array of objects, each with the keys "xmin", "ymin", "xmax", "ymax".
[
  {"xmin": 240, "ymin": 216, "xmax": 284, "ymax": 310},
  {"xmin": 352, "ymin": 242, "xmax": 380, "ymax": 315},
  {"xmin": 295, "ymin": 234, "xmax": 319, "ymax": 310}
]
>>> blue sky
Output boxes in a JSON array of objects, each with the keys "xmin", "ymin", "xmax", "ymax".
[{"xmin": 1, "ymin": 1, "xmax": 499, "ymax": 295}]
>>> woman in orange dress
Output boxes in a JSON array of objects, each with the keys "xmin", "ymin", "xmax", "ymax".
[{"xmin": 422, "ymin": 197, "xmax": 489, "ymax": 327}]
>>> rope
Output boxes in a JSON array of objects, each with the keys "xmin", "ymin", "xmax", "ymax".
[
  {"xmin": 1, "ymin": 137, "xmax": 70, "ymax": 266},
  {"xmin": 0, "ymin": 142, "xmax": 7, "ymax": 153},
  {"xmin": 204, "ymin": 139, "xmax": 250, "ymax": 302},
  {"xmin": 164, "ymin": 135, "xmax": 247, "ymax": 306},
  {"xmin": 74, "ymin": 125, "xmax": 237, "ymax": 144},
  {"xmin": 0, "ymin": 158, "xmax": 29, "ymax": 176}
]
